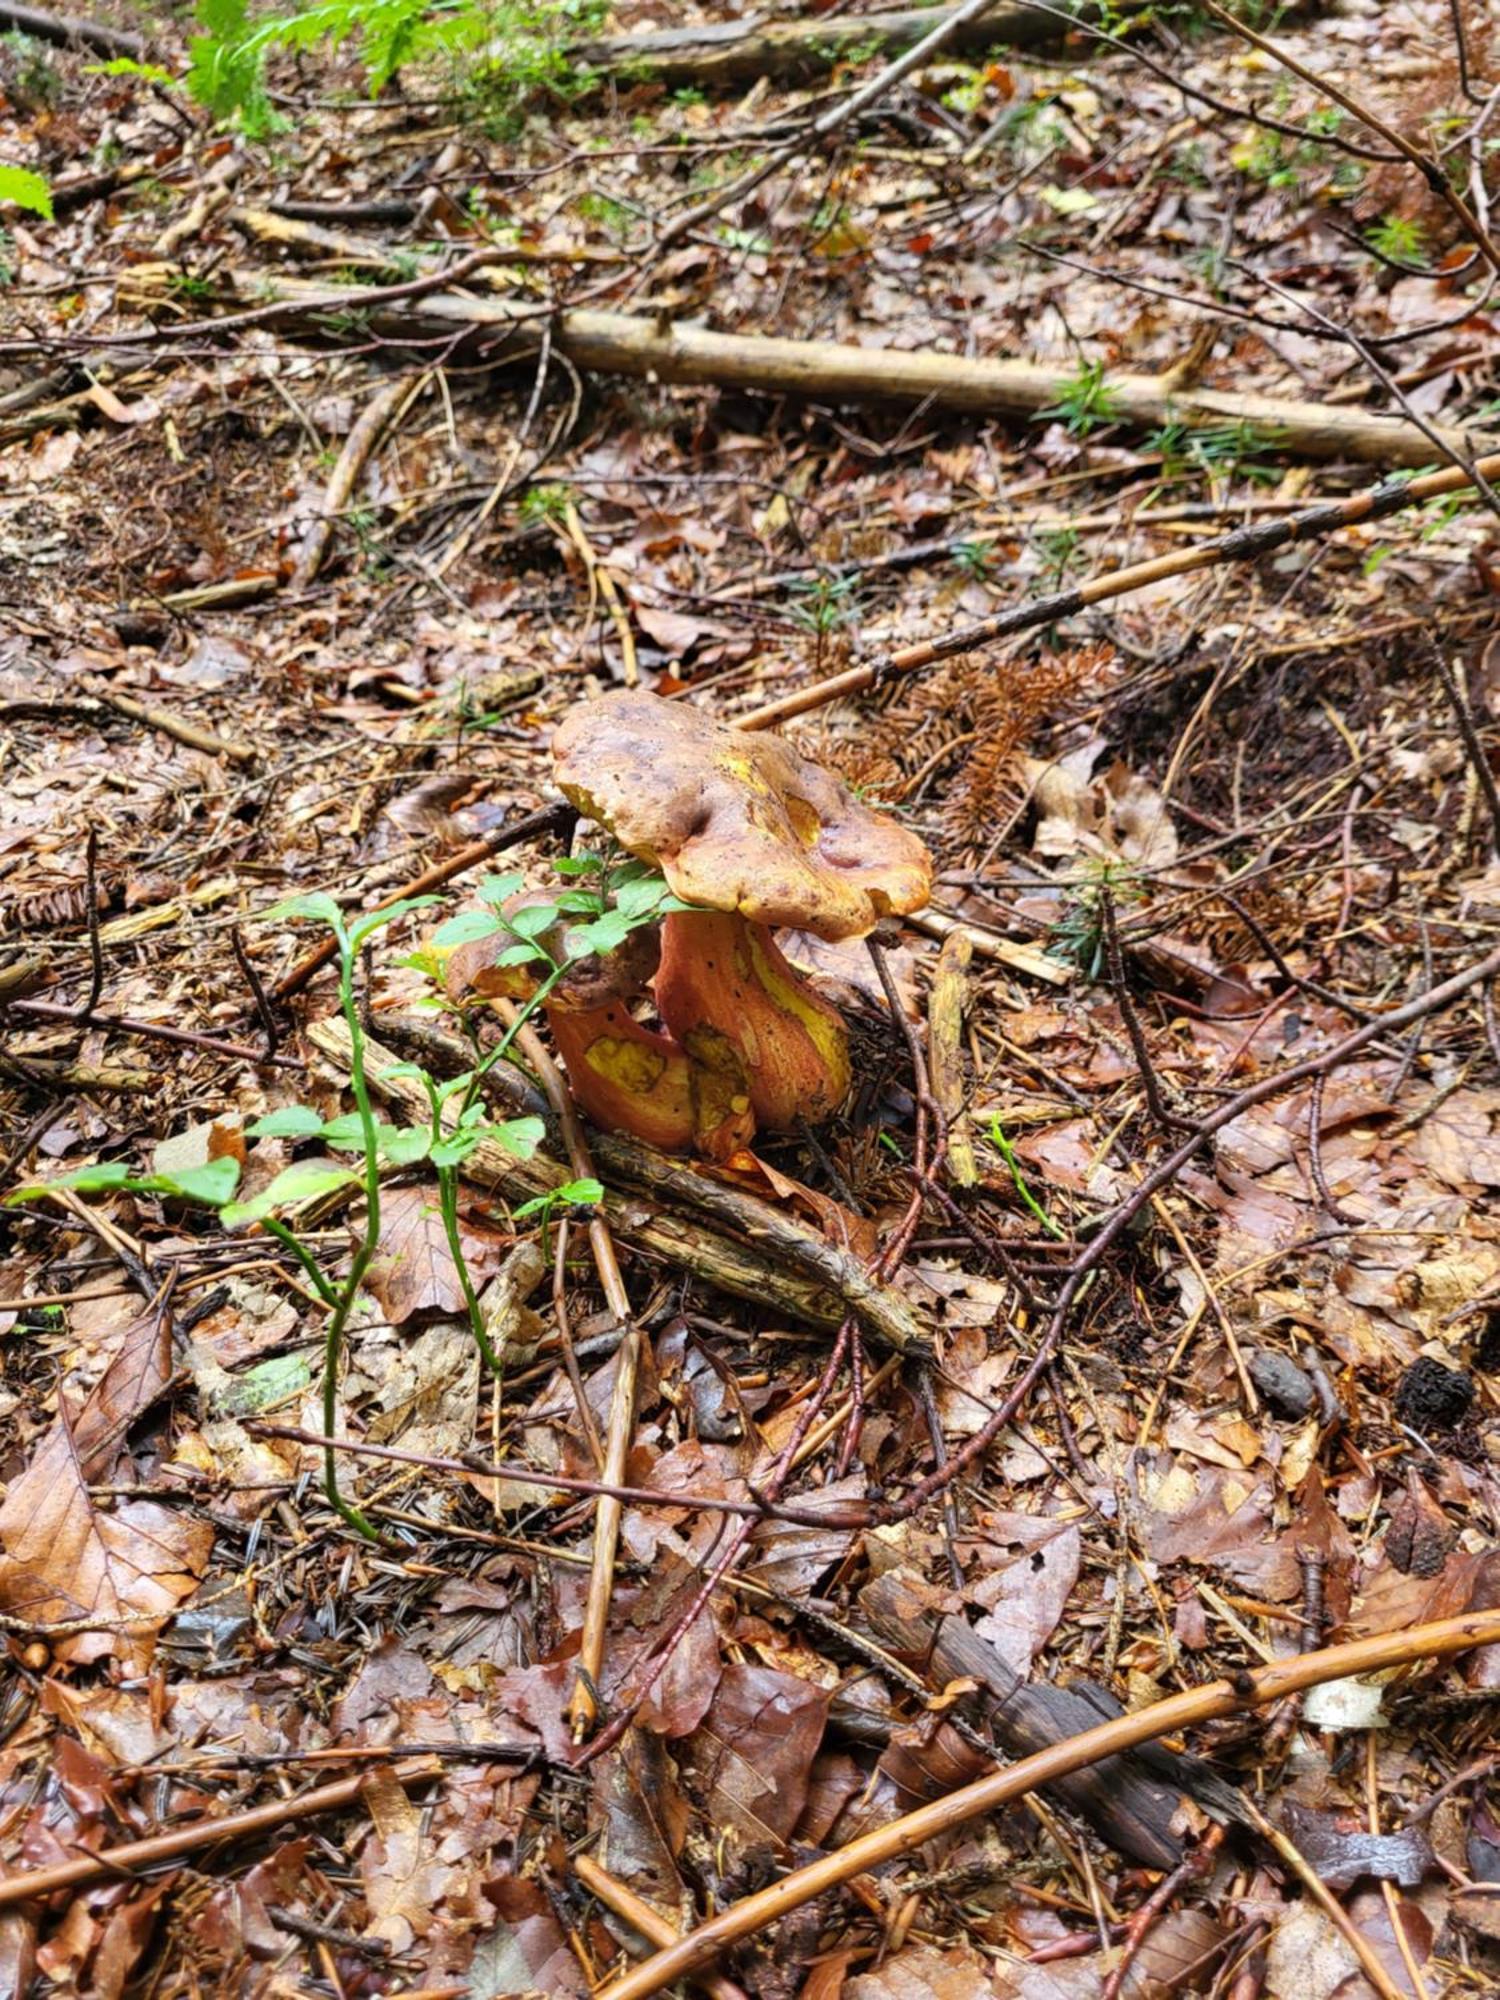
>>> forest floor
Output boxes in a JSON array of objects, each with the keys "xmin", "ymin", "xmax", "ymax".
[{"xmin": 2, "ymin": 1, "xmax": 1500, "ymax": 1996}]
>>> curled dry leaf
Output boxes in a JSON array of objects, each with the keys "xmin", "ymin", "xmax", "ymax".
[{"xmin": 0, "ymin": 1417, "xmax": 211, "ymax": 1668}]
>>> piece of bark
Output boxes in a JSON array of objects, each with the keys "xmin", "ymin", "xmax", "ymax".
[
  {"xmin": 194, "ymin": 264, "xmax": 1493, "ymax": 472},
  {"xmin": 305, "ymin": 1018, "xmax": 928, "ymax": 1357},
  {"xmin": 860, "ymin": 1569, "xmax": 1250, "ymax": 1868}
]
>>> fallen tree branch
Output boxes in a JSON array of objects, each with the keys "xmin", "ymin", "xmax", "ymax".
[
  {"xmin": 860, "ymin": 1569, "xmax": 1249, "ymax": 1868},
  {"xmin": 306, "ymin": 1018, "xmax": 928, "ymax": 1356},
  {"xmin": 737, "ymin": 446, "xmax": 1500, "ymax": 730},
  {"xmin": 592, "ymin": 1607, "xmax": 1500, "ymax": 2000},
  {"xmin": 100, "ymin": 262, "xmax": 1498, "ymax": 476},
  {"xmin": 0, "ymin": 1, "xmax": 145, "ymax": 57},
  {"xmin": 569, "ymin": 0, "xmax": 1137, "ymax": 89},
  {"xmin": 288, "ymin": 372, "xmax": 425, "ymax": 590}
]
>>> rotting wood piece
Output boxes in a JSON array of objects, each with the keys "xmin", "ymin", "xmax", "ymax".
[
  {"xmin": 568, "ymin": 0, "xmax": 1141, "ymax": 89},
  {"xmin": 0, "ymin": 1, "xmax": 146, "ymax": 57},
  {"xmin": 860, "ymin": 1569, "xmax": 1250, "ymax": 1870},
  {"xmin": 192, "ymin": 264, "xmax": 1495, "ymax": 473},
  {"xmin": 306, "ymin": 1018, "xmax": 928, "ymax": 1356}
]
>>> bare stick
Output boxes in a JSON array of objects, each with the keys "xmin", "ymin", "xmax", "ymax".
[
  {"xmin": 0, "ymin": 1761, "xmax": 442, "ymax": 1909},
  {"xmin": 734, "ymin": 451, "xmax": 1500, "ymax": 732},
  {"xmin": 496, "ymin": 1003, "xmax": 639, "ymax": 1741},
  {"xmin": 574, "ymin": 1855, "xmax": 751, "ymax": 2000},
  {"xmin": 290, "ymin": 372, "xmax": 425, "ymax": 589},
  {"xmin": 592, "ymin": 1608, "xmax": 1500, "ymax": 2000},
  {"xmin": 654, "ymin": 0, "xmax": 1014, "ymax": 251},
  {"xmin": 270, "ymin": 801, "xmax": 575, "ymax": 1002}
]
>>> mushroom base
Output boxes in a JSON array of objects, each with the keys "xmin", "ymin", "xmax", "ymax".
[
  {"xmin": 545, "ymin": 1000, "xmax": 754, "ymax": 1160},
  {"xmin": 654, "ymin": 910, "xmax": 851, "ymax": 1132}
]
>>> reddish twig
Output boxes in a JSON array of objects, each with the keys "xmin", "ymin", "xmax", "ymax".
[{"xmin": 593, "ymin": 1609, "xmax": 1500, "ymax": 2000}]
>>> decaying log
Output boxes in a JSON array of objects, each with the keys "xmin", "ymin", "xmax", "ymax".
[
  {"xmin": 0, "ymin": 1, "xmax": 145, "ymax": 57},
  {"xmin": 198, "ymin": 261, "xmax": 1496, "ymax": 472},
  {"xmin": 570, "ymin": 0, "xmax": 1135, "ymax": 90},
  {"xmin": 860, "ymin": 1569, "xmax": 1250, "ymax": 1869},
  {"xmin": 306, "ymin": 1018, "xmax": 928, "ymax": 1356}
]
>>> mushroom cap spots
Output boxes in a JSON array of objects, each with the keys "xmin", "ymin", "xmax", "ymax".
[{"xmin": 552, "ymin": 691, "xmax": 932, "ymax": 943}]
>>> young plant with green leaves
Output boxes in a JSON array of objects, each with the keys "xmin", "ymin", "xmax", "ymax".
[{"xmin": 1038, "ymin": 360, "xmax": 1121, "ymax": 440}]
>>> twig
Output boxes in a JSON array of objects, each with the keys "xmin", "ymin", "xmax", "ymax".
[
  {"xmin": 1100, "ymin": 887, "xmax": 1184, "ymax": 1136},
  {"xmin": 1424, "ymin": 634, "xmax": 1500, "ymax": 851},
  {"xmin": 652, "ymin": 0, "xmax": 1010, "ymax": 252},
  {"xmin": 290, "ymin": 372, "xmax": 426, "ymax": 589},
  {"xmin": 927, "ymin": 927, "xmax": 977, "ymax": 1186},
  {"xmin": 592, "ymin": 1609, "xmax": 1500, "ymax": 2000},
  {"xmin": 880, "ymin": 939, "xmax": 1500, "ymax": 1525},
  {"xmin": 560, "ymin": 498, "xmax": 638, "ymax": 686},
  {"xmin": 734, "ymin": 450, "xmax": 1500, "ymax": 732},
  {"xmin": 573, "ymin": 1855, "xmax": 750, "ymax": 2000},
  {"xmin": 232, "ymin": 925, "xmax": 279, "ymax": 1058},
  {"xmin": 1236, "ymin": 1792, "xmax": 1405, "ymax": 2000},
  {"xmin": 495, "ymin": 1002, "xmax": 639, "ymax": 1741},
  {"xmin": 0, "ymin": 2, "xmax": 146, "ymax": 57},
  {"xmin": 0, "ymin": 1761, "xmax": 442, "ymax": 1910},
  {"xmin": 7, "ymin": 997, "xmax": 296, "ymax": 1067},
  {"xmin": 554, "ymin": 1219, "xmax": 605, "ymax": 1472},
  {"xmin": 75, "ymin": 825, "xmax": 104, "ymax": 1021},
  {"xmin": 1202, "ymin": 0, "xmax": 1500, "ymax": 276},
  {"xmin": 1100, "ymin": 1827, "xmax": 1224, "ymax": 2000}
]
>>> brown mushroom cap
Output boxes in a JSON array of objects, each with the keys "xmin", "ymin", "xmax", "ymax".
[{"xmin": 552, "ymin": 691, "xmax": 931, "ymax": 943}]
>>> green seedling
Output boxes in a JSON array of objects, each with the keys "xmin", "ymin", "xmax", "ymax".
[
  {"xmin": 986, "ymin": 1116, "xmax": 1065, "ymax": 1240},
  {"xmin": 1038, "ymin": 360, "xmax": 1120, "ymax": 440},
  {"xmin": 513, "ymin": 1176, "xmax": 604, "ymax": 1250}
]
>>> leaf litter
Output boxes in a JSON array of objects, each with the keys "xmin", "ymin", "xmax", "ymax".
[{"xmin": 2, "ymin": 1, "xmax": 1500, "ymax": 1996}]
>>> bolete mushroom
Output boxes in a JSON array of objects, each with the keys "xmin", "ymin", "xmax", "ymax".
[
  {"xmin": 445, "ymin": 894, "xmax": 754, "ymax": 1160},
  {"xmin": 552, "ymin": 691, "xmax": 932, "ymax": 1133}
]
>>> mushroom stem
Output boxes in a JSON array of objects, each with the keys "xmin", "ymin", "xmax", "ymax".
[
  {"xmin": 543, "ymin": 998, "xmax": 754, "ymax": 1161},
  {"xmin": 654, "ymin": 910, "xmax": 851, "ymax": 1132}
]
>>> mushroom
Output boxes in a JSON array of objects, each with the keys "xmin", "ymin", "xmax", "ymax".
[
  {"xmin": 552, "ymin": 691, "xmax": 932, "ymax": 1133},
  {"xmin": 445, "ymin": 894, "xmax": 754, "ymax": 1160}
]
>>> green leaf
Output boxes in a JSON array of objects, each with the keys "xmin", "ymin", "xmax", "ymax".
[
  {"xmin": 0, "ymin": 166, "xmax": 54, "ymax": 221},
  {"xmin": 493, "ymin": 1116, "xmax": 547, "ymax": 1160},
  {"xmin": 612, "ymin": 874, "xmax": 669, "ymax": 921},
  {"xmin": 246, "ymin": 1105, "xmax": 326, "ymax": 1138},
  {"xmin": 221, "ymin": 1160, "xmax": 359, "ymax": 1228},
  {"xmin": 493, "ymin": 940, "xmax": 547, "ymax": 970},
  {"xmin": 378, "ymin": 1125, "xmax": 431, "ymax": 1167},
  {"xmin": 347, "ymin": 895, "xmax": 440, "ymax": 953},
  {"xmin": 318, "ymin": 1113, "xmax": 371, "ymax": 1151},
  {"xmin": 513, "ymin": 1174, "xmax": 601, "ymax": 1220},
  {"xmin": 259, "ymin": 890, "xmax": 344, "ymax": 930},
  {"xmin": 508, "ymin": 901, "xmax": 559, "ymax": 940},
  {"xmin": 566, "ymin": 910, "xmax": 633, "ymax": 959},
  {"xmin": 87, "ymin": 56, "xmax": 178, "ymax": 85},
  {"xmin": 555, "ymin": 888, "xmax": 605, "ymax": 913},
  {"xmin": 554, "ymin": 853, "xmax": 604, "ymax": 877},
  {"xmin": 215, "ymin": 1348, "xmax": 312, "ymax": 1416},
  {"xmin": 5, "ymin": 1161, "xmax": 131, "ymax": 1204},
  {"xmin": 430, "ymin": 1133, "xmax": 480, "ymax": 1168},
  {"xmin": 477, "ymin": 870, "xmax": 526, "ymax": 906},
  {"xmin": 432, "ymin": 909, "xmax": 506, "ymax": 948},
  {"xmin": 145, "ymin": 1158, "xmax": 243, "ymax": 1206}
]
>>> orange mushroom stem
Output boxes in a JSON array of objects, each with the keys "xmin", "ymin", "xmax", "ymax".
[
  {"xmin": 544, "ymin": 1000, "xmax": 754, "ymax": 1160},
  {"xmin": 444, "ymin": 900, "xmax": 754, "ymax": 1159},
  {"xmin": 654, "ymin": 909, "xmax": 850, "ymax": 1133}
]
